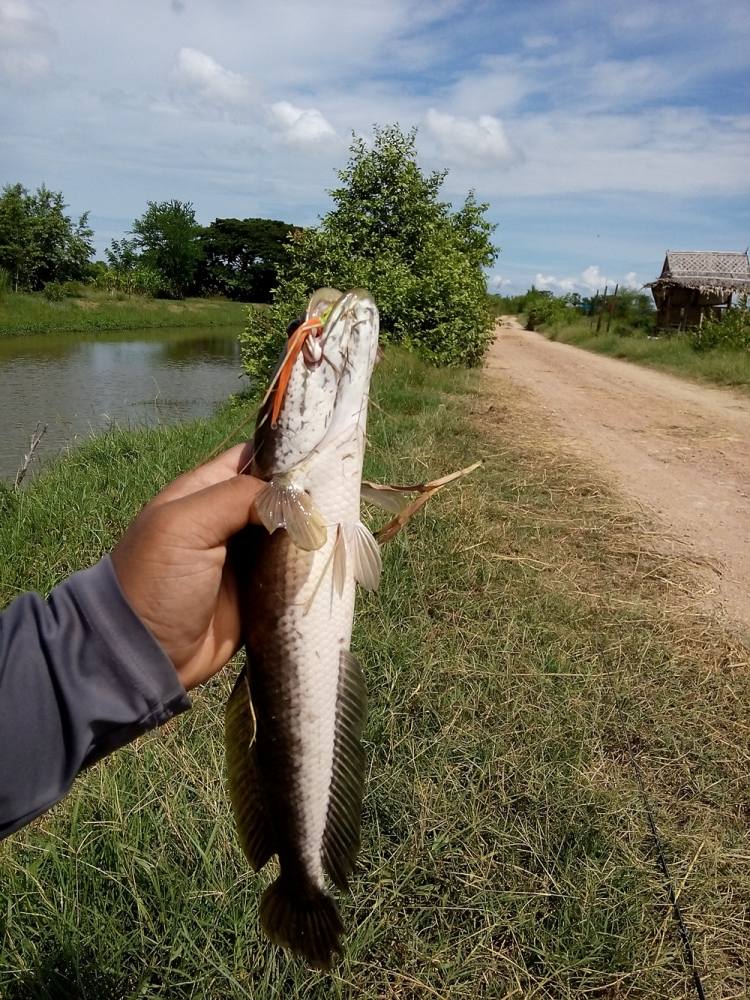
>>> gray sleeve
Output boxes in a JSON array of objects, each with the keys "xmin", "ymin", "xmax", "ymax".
[{"xmin": 0, "ymin": 556, "xmax": 191, "ymax": 839}]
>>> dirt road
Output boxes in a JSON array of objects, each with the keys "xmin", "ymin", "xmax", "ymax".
[{"xmin": 487, "ymin": 317, "xmax": 750, "ymax": 632}]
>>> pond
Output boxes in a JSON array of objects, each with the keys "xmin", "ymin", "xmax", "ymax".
[{"xmin": 0, "ymin": 326, "xmax": 244, "ymax": 482}]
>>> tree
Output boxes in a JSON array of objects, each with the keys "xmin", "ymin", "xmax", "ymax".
[
  {"xmin": 196, "ymin": 217, "xmax": 297, "ymax": 301},
  {"xmin": 131, "ymin": 200, "xmax": 202, "ymax": 298},
  {"xmin": 0, "ymin": 183, "xmax": 94, "ymax": 291},
  {"xmin": 240, "ymin": 124, "xmax": 498, "ymax": 378}
]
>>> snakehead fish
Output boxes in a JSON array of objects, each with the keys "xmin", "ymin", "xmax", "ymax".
[{"xmin": 226, "ymin": 288, "xmax": 381, "ymax": 969}]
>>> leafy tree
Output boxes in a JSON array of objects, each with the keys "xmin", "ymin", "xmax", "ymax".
[
  {"xmin": 241, "ymin": 125, "xmax": 498, "ymax": 378},
  {"xmin": 196, "ymin": 217, "xmax": 297, "ymax": 301},
  {"xmin": 130, "ymin": 200, "xmax": 202, "ymax": 298},
  {"xmin": 105, "ymin": 237, "xmax": 141, "ymax": 273},
  {"xmin": 0, "ymin": 183, "xmax": 94, "ymax": 291},
  {"xmin": 0, "ymin": 184, "xmax": 29, "ymax": 291}
]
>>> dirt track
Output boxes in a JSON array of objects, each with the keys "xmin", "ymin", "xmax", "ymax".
[{"xmin": 487, "ymin": 317, "xmax": 750, "ymax": 633}]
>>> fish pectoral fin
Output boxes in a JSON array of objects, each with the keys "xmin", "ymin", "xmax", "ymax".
[
  {"xmin": 345, "ymin": 522, "xmax": 382, "ymax": 592},
  {"xmin": 322, "ymin": 651, "xmax": 368, "ymax": 891},
  {"xmin": 253, "ymin": 480, "xmax": 327, "ymax": 551},
  {"xmin": 224, "ymin": 665, "xmax": 275, "ymax": 872},
  {"xmin": 360, "ymin": 481, "xmax": 413, "ymax": 513},
  {"xmin": 373, "ymin": 460, "xmax": 483, "ymax": 545}
]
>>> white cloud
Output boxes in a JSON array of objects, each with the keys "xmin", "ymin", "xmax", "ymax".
[
  {"xmin": 489, "ymin": 275, "xmax": 513, "ymax": 291},
  {"xmin": 270, "ymin": 100, "xmax": 337, "ymax": 146},
  {"xmin": 0, "ymin": 0, "xmax": 52, "ymax": 82},
  {"xmin": 588, "ymin": 58, "xmax": 672, "ymax": 106},
  {"xmin": 0, "ymin": 0, "xmax": 50, "ymax": 46},
  {"xmin": 173, "ymin": 47, "xmax": 254, "ymax": 107},
  {"xmin": 425, "ymin": 109, "xmax": 516, "ymax": 166},
  {"xmin": 0, "ymin": 48, "xmax": 48, "ymax": 80},
  {"xmin": 535, "ymin": 266, "xmax": 642, "ymax": 295}
]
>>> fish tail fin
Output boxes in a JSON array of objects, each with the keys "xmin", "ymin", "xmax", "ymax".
[{"xmin": 260, "ymin": 876, "xmax": 344, "ymax": 971}]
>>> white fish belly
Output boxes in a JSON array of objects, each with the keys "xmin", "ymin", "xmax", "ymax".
[{"xmin": 282, "ymin": 455, "xmax": 361, "ymax": 885}]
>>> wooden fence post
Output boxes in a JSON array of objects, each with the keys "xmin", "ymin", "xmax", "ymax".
[
  {"xmin": 606, "ymin": 284, "xmax": 619, "ymax": 333},
  {"xmin": 596, "ymin": 285, "xmax": 608, "ymax": 333}
]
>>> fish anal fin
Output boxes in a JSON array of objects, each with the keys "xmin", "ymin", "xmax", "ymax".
[
  {"xmin": 224, "ymin": 666, "xmax": 275, "ymax": 872},
  {"xmin": 322, "ymin": 650, "xmax": 368, "ymax": 891},
  {"xmin": 254, "ymin": 480, "xmax": 327, "ymax": 551},
  {"xmin": 346, "ymin": 522, "xmax": 382, "ymax": 592}
]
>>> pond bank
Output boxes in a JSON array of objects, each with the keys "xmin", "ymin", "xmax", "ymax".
[
  {"xmin": 0, "ymin": 325, "xmax": 244, "ymax": 481},
  {"xmin": 0, "ymin": 290, "xmax": 249, "ymax": 337}
]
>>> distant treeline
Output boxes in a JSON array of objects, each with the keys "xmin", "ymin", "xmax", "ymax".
[
  {"xmin": 491, "ymin": 284, "xmax": 750, "ymax": 352},
  {"xmin": 489, "ymin": 285, "xmax": 656, "ymax": 334},
  {"xmin": 0, "ymin": 183, "xmax": 298, "ymax": 302}
]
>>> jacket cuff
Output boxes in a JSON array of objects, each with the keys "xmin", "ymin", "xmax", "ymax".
[{"xmin": 66, "ymin": 556, "xmax": 191, "ymax": 747}]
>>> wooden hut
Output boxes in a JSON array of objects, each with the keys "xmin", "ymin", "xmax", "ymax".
[{"xmin": 646, "ymin": 250, "xmax": 750, "ymax": 330}]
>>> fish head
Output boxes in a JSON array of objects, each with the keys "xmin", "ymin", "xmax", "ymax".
[{"xmin": 253, "ymin": 288, "xmax": 379, "ymax": 477}]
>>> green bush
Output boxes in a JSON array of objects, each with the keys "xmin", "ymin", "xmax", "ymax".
[
  {"xmin": 0, "ymin": 266, "xmax": 10, "ymax": 298},
  {"xmin": 240, "ymin": 125, "xmax": 498, "ymax": 379},
  {"xmin": 525, "ymin": 292, "xmax": 573, "ymax": 330},
  {"xmin": 692, "ymin": 304, "xmax": 750, "ymax": 352},
  {"xmin": 60, "ymin": 280, "xmax": 88, "ymax": 297},
  {"xmin": 240, "ymin": 305, "xmax": 282, "ymax": 383},
  {"xmin": 42, "ymin": 281, "xmax": 65, "ymax": 301},
  {"xmin": 93, "ymin": 265, "xmax": 164, "ymax": 297}
]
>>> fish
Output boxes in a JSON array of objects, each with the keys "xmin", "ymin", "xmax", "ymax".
[{"xmin": 225, "ymin": 287, "xmax": 382, "ymax": 970}]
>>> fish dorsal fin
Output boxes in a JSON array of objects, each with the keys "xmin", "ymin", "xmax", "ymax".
[
  {"xmin": 322, "ymin": 650, "xmax": 368, "ymax": 890},
  {"xmin": 346, "ymin": 522, "xmax": 382, "ymax": 591},
  {"xmin": 254, "ymin": 481, "xmax": 327, "ymax": 551},
  {"xmin": 225, "ymin": 665, "xmax": 275, "ymax": 872}
]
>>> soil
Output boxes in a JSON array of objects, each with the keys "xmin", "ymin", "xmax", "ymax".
[{"xmin": 486, "ymin": 316, "xmax": 750, "ymax": 634}]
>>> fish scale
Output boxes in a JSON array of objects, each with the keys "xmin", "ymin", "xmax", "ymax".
[{"xmin": 225, "ymin": 289, "xmax": 380, "ymax": 970}]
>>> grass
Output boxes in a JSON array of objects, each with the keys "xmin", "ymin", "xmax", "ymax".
[
  {"xmin": 542, "ymin": 319, "xmax": 750, "ymax": 390},
  {"xmin": 0, "ymin": 349, "xmax": 748, "ymax": 997},
  {"xmin": 0, "ymin": 289, "xmax": 248, "ymax": 337}
]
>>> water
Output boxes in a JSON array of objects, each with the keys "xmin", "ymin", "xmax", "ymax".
[{"xmin": 0, "ymin": 327, "xmax": 244, "ymax": 482}]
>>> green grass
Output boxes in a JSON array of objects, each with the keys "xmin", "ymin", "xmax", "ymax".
[
  {"xmin": 543, "ymin": 319, "xmax": 750, "ymax": 390},
  {"xmin": 0, "ymin": 289, "xmax": 248, "ymax": 337},
  {"xmin": 0, "ymin": 350, "xmax": 748, "ymax": 997}
]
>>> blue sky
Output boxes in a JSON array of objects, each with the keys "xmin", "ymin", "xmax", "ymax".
[{"xmin": 2, "ymin": 0, "xmax": 748, "ymax": 295}]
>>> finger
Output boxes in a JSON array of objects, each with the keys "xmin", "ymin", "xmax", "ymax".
[
  {"xmin": 164, "ymin": 472, "xmax": 265, "ymax": 546},
  {"xmin": 151, "ymin": 442, "xmax": 255, "ymax": 509}
]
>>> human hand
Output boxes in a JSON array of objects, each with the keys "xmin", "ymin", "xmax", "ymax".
[{"xmin": 111, "ymin": 445, "xmax": 264, "ymax": 692}]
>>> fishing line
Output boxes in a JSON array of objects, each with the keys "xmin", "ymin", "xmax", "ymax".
[{"xmin": 613, "ymin": 695, "xmax": 707, "ymax": 1000}]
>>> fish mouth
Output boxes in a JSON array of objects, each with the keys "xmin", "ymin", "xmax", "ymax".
[
  {"xmin": 302, "ymin": 289, "xmax": 354, "ymax": 371},
  {"xmin": 302, "ymin": 328, "xmax": 325, "ymax": 367}
]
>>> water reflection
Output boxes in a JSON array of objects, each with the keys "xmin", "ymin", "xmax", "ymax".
[{"xmin": 0, "ymin": 327, "xmax": 244, "ymax": 481}]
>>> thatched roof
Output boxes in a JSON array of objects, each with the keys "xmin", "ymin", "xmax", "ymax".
[{"xmin": 646, "ymin": 250, "xmax": 750, "ymax": 294}]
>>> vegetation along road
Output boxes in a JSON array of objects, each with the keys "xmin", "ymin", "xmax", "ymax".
[{"xmin": 490, "ymin": 316, "xmax": 750, "ymax": 634}]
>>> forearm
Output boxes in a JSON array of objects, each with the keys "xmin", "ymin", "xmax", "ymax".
[{"xmin": 0, "ymin": 556, "xmax": 190, "ymax": 839}]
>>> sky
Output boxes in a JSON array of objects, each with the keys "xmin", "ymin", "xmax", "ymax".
[{"xmin": 1, "ymin": 0, "xmax": 748, "ymax": 296}]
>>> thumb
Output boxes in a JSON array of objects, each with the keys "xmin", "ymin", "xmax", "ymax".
[{"xmin": 167, "ymin": 473, "xmax": 266, "ymax": 548}]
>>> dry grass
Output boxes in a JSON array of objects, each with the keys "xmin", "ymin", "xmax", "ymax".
[{"xmin": 0, "ymin": 349, "xmax": 747, "ymax": 997}]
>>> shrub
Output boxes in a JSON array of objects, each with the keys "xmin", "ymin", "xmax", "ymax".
[
  {"xmin": 240, "ymin": 125, "xmax": 498, "ymax": 380},
  {"xmin": 240, "ymin": 306, "xmax": 284, "ymax": 384},
  {"xmin": 692, "ymin": 303, "xmax": 750, "ymax": 352},
  {"xmin": 43, "ymin": 281, "xmax": 65, "ymax": 302}
]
